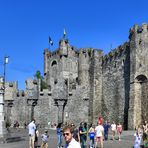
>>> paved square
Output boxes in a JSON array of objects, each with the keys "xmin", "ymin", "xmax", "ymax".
[{"xmin": 0, "ymin": 128, "xmax": 136, "ymax": 148}]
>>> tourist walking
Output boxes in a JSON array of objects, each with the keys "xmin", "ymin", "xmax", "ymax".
[
  {"xmin": 79, "ymin": 122, "xmax": 87, "ymax": 148},
  {"xmin": 134, "ymin": 126, "xmax": 142, "ymax": 148},
  {"xmin": 103, "ymin": 121, "xmax": 110, "ymax": 140},
  {"xmin": 88, "ymin": 123, "xmax": 95, "ymax": 148},
  {"xmin": 143, "ymin": 121, "xmax": 148, "ymax": 147},
  {"xmin": 34, "ymin": 126, "xmax": 39, "ymax": 148},
  {"xmin": 28, "ymin": 119, "xmax": 36, "ymax": 148},
  {"xmin": 117, "ymin": 122, "xmax": 123, "ymax": 141},
  {"xmin": 63, "ymin": 124, "xmax": 81, "ymax": 148},
  {"xmin": 143, "ymin": 121, "xmax": 148, "ymax": 133},
  {"xmin": 41, "ymin": 130, "xmax": 49, "ymax": 148},
  {"xmin": 111, "ymin": 121, "xmax": 116, "ymax": 140},
  {"xmin": 57, "ymin": 123, "xmax": 63, "ymax": 148},
  {"xmin": 71, "ymin": 123, "xmax": 80, "ymax": 143},
  {"xmin": 95, "ymin": 117, "xmax": 104, "ymax": 148}
]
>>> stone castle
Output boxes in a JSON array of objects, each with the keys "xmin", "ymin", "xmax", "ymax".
[{"xmin": 2, "ymin": 23, "xmax": 148, "ymax": 129}]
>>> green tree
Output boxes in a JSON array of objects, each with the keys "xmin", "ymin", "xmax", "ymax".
[{"xmin": 34, "ymin": 70, "xmax": 48, "ymax": 91}]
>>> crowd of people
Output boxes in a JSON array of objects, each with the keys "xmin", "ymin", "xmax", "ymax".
[
  {"xmin": 133, "ymin": 121, "xmax": 148, "ymax": 148},
  {"xmin": 27, "ymin": 118, "xmax": 148, "ymax": 148}
]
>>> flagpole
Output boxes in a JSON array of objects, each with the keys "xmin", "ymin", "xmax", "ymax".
[
  {"xmin": 63, "ymin": 28, "xmax": 66, "ymax": 39},
  {"xmin": 49, "ymin": 43, "xmax": 50, "ymax": 50}
]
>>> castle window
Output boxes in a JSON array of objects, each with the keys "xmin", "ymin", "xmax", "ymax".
[
  {"xmin": 139, "ymin": 39, "xmax": 142, "ymax": 45},
  {"xmin": 72, "ymin": 84, "xmax": 76, "ymax": 89},
  {"xmin": 65, "ymin": 79, "xmax": 68, "ymax": 86},
  {"xmin": 139, "ymin": 63, "xmax": 142, "ymax": 67},
  {"xmin": 76, "ymin": 77, "xmax": 78, "ymax": 84},
  {"xmin": 51, "ymin": 60, "xmax": 57, "ymax": 66},
  {"xmin": 114, "ymin": 61, "xmax": 117, "ymax": 68},
  {"xmin": 48, "ymin": 85, "xmax": 51, "ymax": 91},
  {"xmin": 54, "ymin": 79, "xmax": 57, "ymax": 85},
  {"xmin": 137, "ymin": 27, "xmax": 143, "ymax": 33}
]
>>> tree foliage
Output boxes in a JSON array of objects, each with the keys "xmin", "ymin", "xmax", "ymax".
[{"xmin": 34, "ymin": 70, "xmax": 48, "ymax": 91}]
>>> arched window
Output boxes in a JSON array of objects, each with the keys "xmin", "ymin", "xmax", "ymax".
[{"xmin": 51, "ymin": 60, "xmax": 57, "ymax": 66}]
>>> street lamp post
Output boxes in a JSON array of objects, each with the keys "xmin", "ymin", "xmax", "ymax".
[
  {"xmin": 0, "ymin": 56, "xmax": 9, "ymax": 142},
  {"xmin": 0, "ymin": 76, "xmax": 7, "ymax": 142},
  {"xmin": 3, "ymin": 56, "xmax": 9, "ymax": 100}
]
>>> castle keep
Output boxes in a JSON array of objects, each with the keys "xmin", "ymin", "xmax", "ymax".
[{"xmin": 3, "ymin": 23, "xmax": 148, "ymax": 129}]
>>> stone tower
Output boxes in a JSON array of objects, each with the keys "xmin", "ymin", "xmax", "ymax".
[
  {"xmin": 128, "ymin": 23, "xmax": 148, "ymax": 129},
  {"xmin": 89, "ymin": 49, "xmax": 103, "ymax": 123}
]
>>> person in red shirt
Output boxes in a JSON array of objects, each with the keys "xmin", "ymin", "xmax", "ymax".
[{"xmin": 117, "ymin": 122, "xmax": 123, "ymax": 141}]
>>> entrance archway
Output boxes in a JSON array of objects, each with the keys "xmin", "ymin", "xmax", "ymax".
[{"xmin": 135, "ymin": 75, "xmax": 148, "ymax": 125}]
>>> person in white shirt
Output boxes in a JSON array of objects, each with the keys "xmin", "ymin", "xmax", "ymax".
[
  {"xmin": 28, "ymin": 119, "xmax": 36, "ymax": 148},
  {"xmin": 111, "ymin": 121, "xmax": 116, "ymax": 140},
  {"xmin": 95, "ymin": 120, "xmax": 104, "ymax": 148},
  {"xmin": 63, "ymin": 125, "xmax": 81, "ymax": 148}
]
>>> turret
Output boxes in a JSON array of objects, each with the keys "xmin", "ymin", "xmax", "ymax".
[
  {"xmin": 59, "ymin": 39, "xmax": 69, "ymax": 56},
  {"xmin": 78, "ymin": 48, "xmax": 90, "ymax": 85},
  {"xmin": 128, "ymin": 23, "xmax": 148, "ymax": 129}
]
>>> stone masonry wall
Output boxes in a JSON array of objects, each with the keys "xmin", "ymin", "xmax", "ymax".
[{"xmin": 102, "ymin": 43, "xmax": 130, "ymax": 127}]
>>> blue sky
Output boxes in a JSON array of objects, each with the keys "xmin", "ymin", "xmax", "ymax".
[{"xmin": 0, "ymin": 0, "xmax": 148, "ymax": 90}]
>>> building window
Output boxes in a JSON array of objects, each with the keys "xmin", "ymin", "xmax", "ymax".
[{"xmin": 51, "ymin": 60, "xmax": 57, "ymax": 66}]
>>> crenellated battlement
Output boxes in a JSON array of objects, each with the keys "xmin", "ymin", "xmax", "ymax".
[
  {"xmin": 129, "ymin": 23, "xmax": 148, "ymax": 39},
  {"xmin": 78, "ymin": 47, "xmax": 103, "ymax": 59},
  {"xmin": 102, "ymin": 42, "xmax": 129, "ymax": 66}
]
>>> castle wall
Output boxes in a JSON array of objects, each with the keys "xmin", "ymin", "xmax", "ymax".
[
  {"xmin": 34, "ymin": 90, "xmax": 58, "ymax": 127},
  {"xmin": 63, "ymin": 85, "xmax": 89, "ymax": 125},
  {"xmin": 5, "ymin": 24, "xmax": 148, "ymax": 129},
  {"xmin": 11, "ymin": 92, "xmax": 28, "ymax": 126},
  {"xmin": 102, "ymin": 43, "xmax": 130, "ymax": 128}
]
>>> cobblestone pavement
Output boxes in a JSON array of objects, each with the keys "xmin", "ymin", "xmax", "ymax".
[{"xmin": 0, "ymin": 128, "xmax": 136, "ymax": 148}]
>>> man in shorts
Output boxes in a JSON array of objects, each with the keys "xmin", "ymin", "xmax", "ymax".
[{"xmin": 28, "ymin": 119, "xmax": 36, "ymax": 148}]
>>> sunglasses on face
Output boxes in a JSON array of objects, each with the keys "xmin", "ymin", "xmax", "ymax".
[{"xmin": 63, "ymin": 133, "xmax": 70, "ymax": 136}]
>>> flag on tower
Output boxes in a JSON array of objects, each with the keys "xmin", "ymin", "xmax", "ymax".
[
  {"xmin": 49, "ymin": 36, "xmax": 53, "ymax": 46},
  {"xmin": 63, "ymin": 28, "xmax": 66, "ymax": 38}
]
